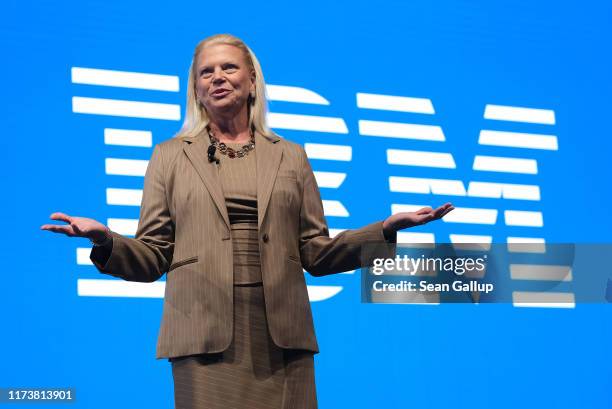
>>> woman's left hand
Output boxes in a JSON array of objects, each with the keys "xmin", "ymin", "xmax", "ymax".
[{"xmin": 382, "ymin": 202, "xmax": 454, "ymax": 237}]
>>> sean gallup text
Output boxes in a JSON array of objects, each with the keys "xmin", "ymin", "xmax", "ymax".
[{"xmin": 371, "ymin": 280, "xmax": 494, "ymax": 294}]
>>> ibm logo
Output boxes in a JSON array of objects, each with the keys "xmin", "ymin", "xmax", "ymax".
[{"xmin": 70, "ymin": 67, "xmax": 565, "ymax": 308}]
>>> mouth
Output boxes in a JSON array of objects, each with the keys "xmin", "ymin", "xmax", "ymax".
[{"xmin": 211, "ymin": 89, "xmax": 231, "ymax": 97}]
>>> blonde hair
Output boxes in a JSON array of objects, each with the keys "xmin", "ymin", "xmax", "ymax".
[{"xmin": 176, "ymin": 34, "xmax": 272, "ymax": 139}]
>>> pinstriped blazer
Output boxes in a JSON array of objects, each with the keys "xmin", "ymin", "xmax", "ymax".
[{"xmin": 90, "ymin": 130, "xmax": 395, "ymax": 359}]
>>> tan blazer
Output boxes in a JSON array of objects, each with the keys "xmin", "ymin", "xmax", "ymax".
[{"xmin": 91, "ymin": 130, "xmax": 395, "ymax": 359}]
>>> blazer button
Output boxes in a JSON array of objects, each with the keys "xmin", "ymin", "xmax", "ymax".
[{"xmin": 262, "ymin": 233, "xmax": 269, "ymax": 243}]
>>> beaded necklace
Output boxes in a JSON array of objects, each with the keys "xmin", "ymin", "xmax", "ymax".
[{"xmin": 208, "ymin": 129, "xmax": 255, "ymax": 159}]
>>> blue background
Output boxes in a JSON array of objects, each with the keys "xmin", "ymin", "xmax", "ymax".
[{"xmin": 2, "ymin": 1, "xmax": 611, "ymax": 408}]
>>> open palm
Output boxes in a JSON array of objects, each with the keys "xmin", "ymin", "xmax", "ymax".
[
  {"xmin": 383, "ymin": 203, "xmax": 454, "ymax": 236},
  {"xmin": 41, "ymin": 212, "xmax": 110, "ymax": 243}
]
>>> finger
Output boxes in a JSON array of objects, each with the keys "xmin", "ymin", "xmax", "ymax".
[
  {"xmin": 439, "ymin": 206, "xmax": 455, "ymax": 218},
  {"xmin": 437, "ymin": 202, "xmax": 453, "ymax": 211},
  {"xmin": 50, "ymin": 212, "xmax": 73, "ymax": 224},
  {"xmin": 416, "ymin": 207, "xmax": 433, "ymax": 215},
  {"xmin": 432, "ymin": 203, "xmax": 454, "ymax": 218},
  {"xmin": 416, "ymin": 213, "xmax": 435, "ymax": 225},
  {"xmin": 432, "ymin": 206, "xmax": 444, "ymax": 216},
  {"xmin": 431, "ymin": 206, "xmax": 446, "ymax": 218},
  {"xmin": 40, "ymin": 224, "xmax": 76, "ymax": 236}
]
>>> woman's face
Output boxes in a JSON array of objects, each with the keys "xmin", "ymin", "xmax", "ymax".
[{"xmin": 195, "ymin": 44, "xmax": 255, "ymax": 119}]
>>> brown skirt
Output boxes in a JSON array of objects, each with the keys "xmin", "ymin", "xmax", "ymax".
[{"xmin": 170, "ymin": 284, "xmax": 317, "ymax": 409}]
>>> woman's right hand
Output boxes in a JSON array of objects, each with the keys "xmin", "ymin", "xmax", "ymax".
[{"xmin": 41, "ymin": 212, "xmax": 111, "ymax": 244}]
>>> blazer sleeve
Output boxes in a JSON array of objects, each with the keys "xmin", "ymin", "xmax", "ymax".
[
  {"xmin": 298, "ymin": 146, "xmax": 396, "ymax": 276},
  {"xmin": 90, "ymin": 144, "xmax": 175, "ymax": 282}
]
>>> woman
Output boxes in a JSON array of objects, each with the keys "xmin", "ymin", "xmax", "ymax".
[{"xmin": 42, "ymin": 34, "xmax": 454, "ymax": 408}]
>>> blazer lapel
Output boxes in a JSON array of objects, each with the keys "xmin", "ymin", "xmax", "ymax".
[
  {"xmin": 256, "ymin": 131, "xmax": 282, "ymax": 228},
  {"xmin": 183, "ymin": 134, "xmax": 231, "ymax": 230}
]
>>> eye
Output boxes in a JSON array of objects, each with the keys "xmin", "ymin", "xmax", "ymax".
[
  {"xmin": 199, "ymin": 68, "xmax": 213, "ymax": 78},
  {"xmin": 223, "ymin": 64, "xmax": 238, "ymax": 73}
]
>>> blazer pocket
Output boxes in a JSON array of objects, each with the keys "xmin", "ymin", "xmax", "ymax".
[
  {"xmin": 277, "ymin": 170, "xmax": 297, "ymax": 180},
  {"xmin": 168, "ymin": 256, "xmax": 198, "ymax": 272}
]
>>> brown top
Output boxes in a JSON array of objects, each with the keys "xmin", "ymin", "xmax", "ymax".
[
  {"xmin": 217, "ymin": 142, "xmax": 258, "ymax": 225},
  {"xmin": 217, "ymin": 143, "xmax": 262, "ymax": 284}
]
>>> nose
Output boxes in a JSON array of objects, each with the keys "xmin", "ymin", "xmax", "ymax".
[{"xmin": 211, "ymin": 67, "xmax": 226, "ymax": 84}]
